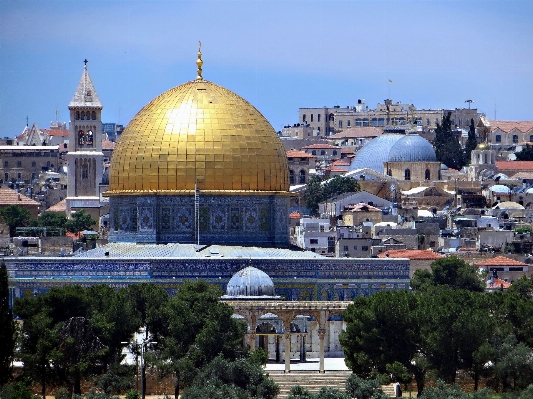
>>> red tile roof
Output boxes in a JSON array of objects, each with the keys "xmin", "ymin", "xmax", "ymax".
[
  {"xmin": 496, "ymin": 161, "xmax": 533, "ymax": 171},
  {"xmin": 331, "ymin": 159, "xmax": 351, "ymax": 167},
  {"xmin": 102, "ymin": 140, "xmax": 116, "ymax": 150},
  {"xmin": 486, "ymin": 277, "xmax": 511, "ymax": 290},
  {"xmin": 46, "ymin": 199, "xmax": 67, "ymax": 213},
  {"xmin": 489, "ymin": 120, "xmax": 533, "ymax": 133},
  {"xmin": 301, "ymin": 144, "xmax": 339, "ymax": 149},
  {"xmin": 329, "ymin": 127, "xmax": 383, "ymax": 139},
  {"xmin": 286, "ymin": 150, "xmax": 315, "ymax": 158},
  {"xmin": 42, "ymin": 129, "xmax": 69, "ymax": 137},
  {"xmin": 289, "ymin": 211, "xmax": 301, "ymax": 219},
  {"xmin": 476, "ymin": 256, "xmax": 528, "ymax": 267},
  {"xmin": 0, "ymin": 188, "xmax": 40, "ymax": 206},
  {"xmin": 328, "ymin": 166, "xmax": 349, "ymax": 172},
  {"xmin": 377, "ymin": 249, "xmax": 442, "ymax": 260}
]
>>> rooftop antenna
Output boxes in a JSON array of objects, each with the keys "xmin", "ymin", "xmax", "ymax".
[
  {"xmin": 494, "ymin": 104, "xmax": 497, "ymax": 120},
  {"xmin": 465, "ymin": 99, "xmax": 474, "ymax": 109},
  {"xmin": 26, "ymin": 116, "xmax": 29, "ymax": 127}
]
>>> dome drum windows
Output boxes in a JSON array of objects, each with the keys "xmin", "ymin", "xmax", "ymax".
[{"xmin": 404, "ymin": 169, "xmax": 411, "ymax": 180}]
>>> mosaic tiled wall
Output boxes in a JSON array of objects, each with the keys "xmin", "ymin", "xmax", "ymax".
[
  {"xmin": 108, "ymin": 194, "xmax": 290, "ymax": 246},
  {"xmin": 7, "ymin": 257, "xmax": 410, "ymax": 303}
]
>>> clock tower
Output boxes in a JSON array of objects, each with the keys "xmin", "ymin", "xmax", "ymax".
[{"xmin": 66, "ymin": 60, "xmax": 104, "ymax": 221}]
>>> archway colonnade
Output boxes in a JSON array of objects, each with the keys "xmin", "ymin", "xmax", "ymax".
[{"xmin": 226, "ymin": 301, "xmax": 352, "ymax": 373}]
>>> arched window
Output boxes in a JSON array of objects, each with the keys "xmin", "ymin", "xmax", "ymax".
[
  {"xmin": 289, "ymin": 170, "xmax": 295, "ymax": 185},
  {"xmin": 310, "ymin": 114, "xmax": 313, "ymax": 122},
  {"xmin": 347, "ymin": 120, "xmax": 351, "ymax": 127},
  {"xmin": 320, "ymin": 150, "xmax": 326, "ymax": 156},
  {"xmin": 513, "ymin": 134, "xmax": 518, "ymax": 144},
  {"xmin": 78, "ymin": 130, "xmax": 85, "ymax": 145},
  {"xmin": 312, "ymin": 150, "xmax": 316, "ymax": 155},
  {"xmin": 3, "ymin": 161, "xmax": 7, "ymax": 168},
  {"xmin": 425, "ymin": 169, "xmax": 430, "ymax": 180},
  {"xmin": 81, "ymin": 111, "xmax": 85, "ymax": 120},
  {"xmin": 299, "ymin": 170, "xmax": 306, "ymax": 184},
  {"xmin": 317, "ymin": 114, "xmax": 321, "ymax": 122},
  {"xmin": 329, "ymin": 113, "xmax": 334, "ymax": 122},
  {"xmin": 387, "ymin": 169, "xmax": 392, "ymax": 176},
  {"xmin": 495, "ymin": 134, "xmax": 501, "ymax": 143},
  {"xmin": 81, "ymin": 163, "xmax": 88, "ymax": 179},
  {"xmin": 75, "ymin": 111, "xmax": 80, "ymax": 120},
  {"xmin": 333, "ymin": 150, "xmax": 338, "ymax": 156},
  {"xmin": 302, "ymin": 114, "xmax": 307, "ymax": 123},
  {"xmin": 86, "ymin": 130, "xmax": 94, "ymax": 146},
  {"xmin": 338, "ymin": 120, "xmax": 343, "ymax": 128},
  {"xmin": 91, "ymin": 111, "xmax": 96, "ymax": 120},
  {"xmin": 405, "ymin": 169, "xmax": 411, "ymax": 180}
]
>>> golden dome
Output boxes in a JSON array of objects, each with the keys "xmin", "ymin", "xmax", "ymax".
[
  {"xmin": 476, "ymin": 142, "xmax": 490, "ymax": 150},
  {"xmin": 109, "ymin": 79, "xmax": 289, "ymax": 194}
]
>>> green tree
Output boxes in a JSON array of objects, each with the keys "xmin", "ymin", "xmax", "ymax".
[
  {"xmin": 340, "ymin": 291, "xmax": 425, "ymax": 395},
  {"xmin": 0, "ymin": 205, "xmax": 31, "ymax": 237},
  {"xmin": 507, "ymin": 275, "xmax": 533, "ymax": 298},
  {"xmin": 14, "ymin": 285, "xmax": 118, "ymax": 397},
  {"xmin": 433, "ymin": 111, "xmax": 464, "ymax": 170},
  {"xmin": 0, "ymin": 262, "xmax": 17, "ymax": 386},
  {"xmin": 303, "ymin": 175, "xmax": 360, "ymax": 216},
  {"xmin": 36, "ymin": 212, "xmax": 68, "ymax": 229},
  {"xmin": 65, "ymin": 210, "xmax": 97, "ymax": 235},
  {"xmin": 302, "ymin": 175, "xmax": 325, "ymax": 216},
  {"xmin": 287, "ymin": 385, "xmax": 314, "ymax": 399},
  {"xmin": 180, "ymin": 355, "xmax": 279, "ymax": 399},
  {"xmin": 515, "ymin": 144, "xmax": 533, "ymax": 161},
  {"xmin": 489, "ymin": 335, "xmax": 533, "ymax": 392},
  {"xmin": 157, "ymin": 280, "xmax": 247, "ymax": 399},
  {"xmin": 418, "ymin": 289, "xmax": 493, "ymax": 386},
  {"xmin": 412, "ymin": 256, "xmax": 484, "ymax": 293},
  {"xmin": 313, "ymin": 387, "xmax": 350, "ymax": 399},
  {"xmin": 14, "ymin": 294, "xmax": 61, "ymax": 399},
  {"xmin": 464, "ymin": 119, "xmax": 478, "ymax": 165},
  {"xmin": 345, "ymin": 374, "xmax": 387, "ymax": 399}
]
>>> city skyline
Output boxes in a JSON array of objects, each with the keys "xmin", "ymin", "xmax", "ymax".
[{"xmin": 1, "ymin": 0, "xmax": 532, "ymax": 137}]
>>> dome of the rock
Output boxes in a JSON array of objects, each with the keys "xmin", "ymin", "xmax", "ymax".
[
  {"xmin": 109, "ymin": 80, "xmax": 289, "ymax": 193},
  {"xmin": 106, "ymin": 53, "xmax": 290, "ymax": 247}
]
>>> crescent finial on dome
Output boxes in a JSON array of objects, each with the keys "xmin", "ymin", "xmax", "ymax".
[{"xmin": 196, "ymin": 41, "xmax": 203, "ymax": 80}]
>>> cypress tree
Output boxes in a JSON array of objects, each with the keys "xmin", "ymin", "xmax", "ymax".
[
  {"xmin": 434, "ymin": 111, "xmax": 464, "ymax": 170},
  {"xmin": 0, "ymin": 261, "xmax": 16, "ymax": 385}
]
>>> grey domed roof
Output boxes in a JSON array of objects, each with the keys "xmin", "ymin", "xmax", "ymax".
[
  {"xmin": 350, "ymin": 133, "xmax": 437, "ymax": 174},
  {"xmin": 388, "ymin": 135, "xmax": 437, "ymax": 162},
  {"xmin": 350, "ymin": 134, "xmax": 404, "ymax": 173},
  {"xmin": 224, "ymin": 266, "xmax": 276, "ymax": 297}
]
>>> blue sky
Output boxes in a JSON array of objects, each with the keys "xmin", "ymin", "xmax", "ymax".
[{"xmin": 1, "ymin": 0, "xmax": 532, "ymax": 137}]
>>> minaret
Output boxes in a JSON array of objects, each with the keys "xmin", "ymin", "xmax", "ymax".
[{"xmin": 66, "ymin": 60, "xmax": 104, "ymax": 219}]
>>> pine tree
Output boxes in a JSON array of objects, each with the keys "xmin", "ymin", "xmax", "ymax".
[{"xmin": 0, "ymin": 262, "xmax": 16, "ymax": 385}]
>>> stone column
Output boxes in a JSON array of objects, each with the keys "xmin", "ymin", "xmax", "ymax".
[
  {"xmin": 318, "ymin": 329, "xmax": 326, "ymax": 373},
  {"xmin": 249, "ymin": 333, "xmax": 256, "ymax": 351},
  {"xmin": 284, "ymin": 332, "xmax": 291, "ymax": 373}
]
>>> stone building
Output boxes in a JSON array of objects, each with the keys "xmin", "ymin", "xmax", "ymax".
[
  {"xmin": 286, "ymin": 150, "xmax": 316, "ymax": 185},
  {"xmin": 0, "ymin": 145, "xmax": 61, "ymax": 185},
  {"xmin": 299, "ymin": 101, "xmax": 478, "ymax": 136}
]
